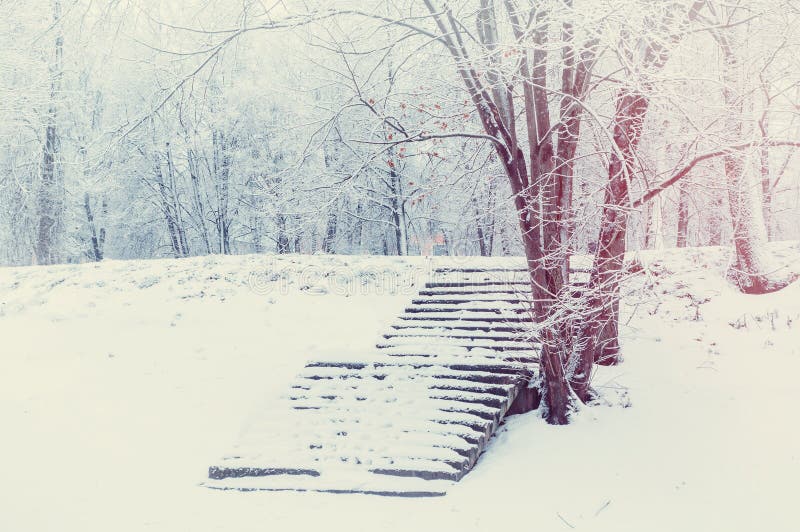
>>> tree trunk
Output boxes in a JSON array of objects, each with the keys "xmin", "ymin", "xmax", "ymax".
[
  {"xmin": 35, "ymin": 0, "xmax": 64, "ymax": 265},
  {"xmin": 276, "ymin": 214, "xmax": 289, "ymax": 254},
  {"xmin": 645, "ymin": 198, "xmax": 664, "ymax": 250},
  {"xmin": 152, "ymin": 155, "xmax": 185, "ymax": 258},
  {"xmin": 759, "ymin": 122, "xmax": 774, "ymax": 241},
  {"xmin": 187, "ymin": 149, "xmax": 212, "ymax": 254},
  {"xmin": 292, "ymin": 216, "xmax": 302, "ymax": 252},
  {"xmin": 473, "ymin": 197, "xmax": 489, "ymax": 257},
  {"xmin": 676, "ymin": 180, "xmax": 690, "ymax": 247},
  {"xmin": 83, "ymin": 193, "xmax": 104, "ymax": 261},
  {"xmin": 322, "ymin": 209, "xmax": 338, "ymax": 254},
  {"xmin": 213, "ymin": 131, "xmax": 232, "ymax": 254},
  {"xmin": 388, "ymin": 166, "xmax": 407, "ymax": 255},
  {"xmin": 707, "ymin": 191, "xmax": 725, "ymax": 246},
  {"xmin": 575, "ymin": 89, "xmax": 650, "ymax": 398},
  {"xmin": 425, "ymin": 0, "xmax": 580, "ymax": 424},
  {"xmin": 718, "ymin": 33, "xmax": 795, "ymax": 293},
  {"xmin": 351, "ymin": 200, "xmax": 364, "ymax": 252}
]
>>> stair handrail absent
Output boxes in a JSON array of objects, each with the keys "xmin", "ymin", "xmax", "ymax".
[{"xmin": 205, "ymin": 265, "xmax": 583, "ymax": 496}]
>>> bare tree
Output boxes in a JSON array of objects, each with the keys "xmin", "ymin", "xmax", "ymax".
[{"xmin": 34, "ymin": 0, "xmax": 64, "ymax": 265}]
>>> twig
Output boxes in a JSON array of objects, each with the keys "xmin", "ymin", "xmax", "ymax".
[
  {"xmin": 595, "ymin": 499, "xmax": 611, "ymax": 517},
  {"xmin": 557, "ymin": 512, "xmax": 575, "ymax": 529}
]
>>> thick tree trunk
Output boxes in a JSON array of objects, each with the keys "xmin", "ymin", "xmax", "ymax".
[
  {"xmin": 518, "ymin": 195, "xmax": 572, "ymax": 425},
  {"xmin": 575, "ymin": 90, "xmax": 650, "ymax": 400},
  {"xmin": 573, "ymin": 1, "xmax": 702, "ymax": 385},
  {"xmin": 426, "ymin": 0, "xmax": 581, "ymax": 424},
  {"xmin": 718, "ymin": 34, "xmax": 795, "ymax": 293},
  {"xmin": 506, "ymin": 148, "xmax": 573, "ymax": 423},
  {"xmin": 724, "ymin": 150, "xmax": 791, "ymax": 293}
]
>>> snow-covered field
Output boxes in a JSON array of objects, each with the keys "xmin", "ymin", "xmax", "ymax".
[{"xmin": 2, "ymin": 246, "xmax": 799, "ymax": 532}]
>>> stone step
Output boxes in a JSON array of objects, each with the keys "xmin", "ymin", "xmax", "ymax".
[
  {"xmin": 290, "ymin": 396, "xmax": 501, "ymax": 424},
  {"xmin": 397, "ymin": 314, "xmax": 531, "ymax": 323},
  {"xmin": 391, "ymin": 322, "xmax": 527, "ymax": 333},
  {"xmin": 417, "ymin": 289, "xmax": 584, "ymax": 300},
  {"xmin": 285, "ymin": 401, "xmax": 498, "ymax": 433},
  {"xmin": 303, "ymin": 360, "xmax": 530, "ymax": 375},
  {"xmin": 418, "ymin": 289, "xmax": 524, "ymax": 296},
  {"xmin": 432, "ymin": 267, "xmax": 528, "ymax": 273},
  {"xmin": 208, "ymin": 263, "xmax": 553, "ymax": 497},
  {"xmin": 376, "ymin": 343, "xmax": 535, "ymax": 354},
  {"xmin": 209, "ymin": 466, "xmax": 320, "ymax": 480},
  {"xmin": 377, "ymin": 346, "xmax": 538, "ymax": 360},
  {"xmin": 291, "ymin": 376, "xmax": 520, "ymax": 399},
  {"xmin": 240, "ymin": 409, "xmax": 491, "ymax": 449},
  {"xmin": 425, "ymin": 279, "xmax": 588, "ymax": 286},
  {"xmin": 376, "ymin": 331, "xmax": 532, "ymax": 348},
  {"xmin": 411, "ymin": 297, "xmax": 528, "ymax": 305},
  {"xmin": 289, "ymin": 386, "xmax": 512, "ymax": 411},
  {"xmin": 404, "ymin": 306, "xmax": 529, "ymax": 314},
  {"xmin": 382, "ymin": 332, "xmax": 528, "ymax": 344},
  {"xmin": 204, "ymin": 467, "xmax": 453, "ymax": 497},
  {"xmin": 298, "ymin": 368, "xmax": 527, "ymax": 386},
  {"xmin": 381, "ymin": 353, "xmax": 538, "ymax": 366},
  {"xmin": 425, "ymin": 281, "xmax": 530, "ymax": 289}
]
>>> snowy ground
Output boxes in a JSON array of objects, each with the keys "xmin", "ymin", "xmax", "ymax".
[{"xmin": 1, "ymin": 246, "xmax": 799, "ymax": 532}]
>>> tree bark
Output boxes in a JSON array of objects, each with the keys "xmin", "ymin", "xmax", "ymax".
[
  {"xmin": 718, "ymin": 30, "xmax": 795, "ymax": 293},
  {"xmin": 35, "ymin": 0, "xmax": 64, "ymax": 265},
  {"xmin": 575, "ymin": 89, "xmax": 650, "ymax": 397},
  {"xmin": 473, "ymin": 197, "xmax": 489, "ymax": 257},
  {"xmin": 322, "ymin": 210, "xmax": 338, "ymax": 254},
  {"xmin": 152, "ymin": 156, "xmax": 183, "ymax": 258},
  {"xmin": 83, "ymin": 193, "xmax": 104, "ymax": 261},
  {"xmin": 187, "ymin": 149, "xmax": 212, "ymax": 254},
  {"xmin": 276, "ymin": 214, "xmax": 289, "ymax": 254},
  {"xmin": 676, "ymin": 180, "xmax": 690, "ymax": 247},
  {"xmin": 388, "ymin": 165, "xmax": 407, "ymax": 255},
  {"xmin": 213, "ymin": 131, "xmax": 232, "ymax": 254}
]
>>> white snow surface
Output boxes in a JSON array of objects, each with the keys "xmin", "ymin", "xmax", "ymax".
[{"xmin": 2, "ymin": 246, "xmax": 800, "ymax": 531}]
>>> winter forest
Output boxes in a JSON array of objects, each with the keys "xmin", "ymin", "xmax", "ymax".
[
  {"xmin": 3, "ymin": 0, "xmax": 800, "ymax": 530},
  {"xmin": 5, "ymin": 0, "xmax": 800, "ymax": 265}
]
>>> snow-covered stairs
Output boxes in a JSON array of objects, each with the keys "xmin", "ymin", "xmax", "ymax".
[{"xmin": 205, "ymin": 267, "xmax": 544, "ymax": 496}]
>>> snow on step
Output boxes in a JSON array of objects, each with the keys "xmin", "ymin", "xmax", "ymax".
[
  {"xmin": 397, "ymin": 313, "xmax": 531, "ymax": 323},
  {"xmin": 418, "ymin": 289, "xmax": 526, "ymax": 297},
  {"xmin": 383, "ymin": 330, "xmax": 526, "ymax": 341},
  {"xmin": 390, "ymin": 321, "xmax": 528, "ymax": 333},
  {"xmin": 403, "ymin": 306, "xmax": 530, "ymax": 315},
  {"xmin": 383, "ymin": 328, "xmax": 526, "ymax": 343},
  {"xmin": 207, "ymin": 266, "xmax": 546, "ymax": 496},
  {"xmin": 411, "ymin": 296, "xmax": 529, "ymax": 305}
]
